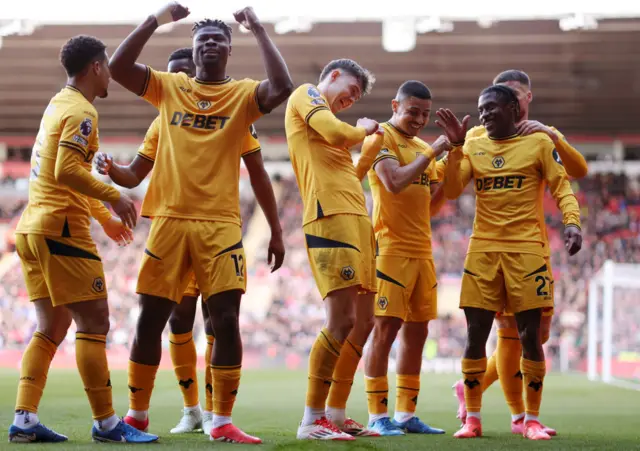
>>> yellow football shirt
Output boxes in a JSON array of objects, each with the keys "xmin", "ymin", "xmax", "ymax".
[
  {"xmin": 460, "ymin": 125, "xmax": 580, "ymax": 258},
  {"xmin": 138, "ymin": 117, "xmax": 261, "ymax": 162},
  {"xmin": 285, "ymin": 84, "xmax": 368, "ymax": 226},
  {"xmin": 139, "ymin": 67, "xmax": 263, "ymax": 224},
  {"xmin": 17, "ymin": 86, "xmax": 118, "ymax": 237},
  {"xmin": 366, "ymin": 122, "xmax": 445, "ymax": 259},
  {"xmin": 444, "ymin": 133, "xmax": 580, "ymax": 255}
]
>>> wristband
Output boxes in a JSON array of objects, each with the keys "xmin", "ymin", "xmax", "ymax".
[{"xmin": 154, "ymin": 2, "xmax": 177, "ymax": 27}]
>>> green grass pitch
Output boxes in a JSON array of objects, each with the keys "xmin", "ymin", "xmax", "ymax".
[{"xmin": 0, "ymin": 369, "xmax": 638, "ymax": 450}]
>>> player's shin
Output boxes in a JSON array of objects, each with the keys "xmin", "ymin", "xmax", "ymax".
[
  {"xmin": 459, "ymin": 308, "xmax": 495, "ymax": 422},
  {"xmin": 495, "ymin": 327, "xmax": 525, "ymax": 419},
  {"xmin": 204, "ymin": 334, "xmax": 215, "ymax": 413},
  {"xmin": 126, "ymin": 295, "xmax": 175, "ymax": 426},
  {"xmin": 364, "ymin": 318, "xmax": 401, "ymax": 423},
  {"xmin": 327, "ymin": 292, "xmax": 374, "ymax": 426},
  {"xmin": 482, "ymin": 353, "xmax": 499, "ymax": 391},
  {"xmin": 515, "ymin": 309, "xmax": 546, "ymax": 426},
  {"xmin": 14, "ymin": 332, "xmax": 58, "ymax": 427},
  {"xmin": 169, "ymin": 331, "xmax": 199, "ymax": 408},
  {"xmin": 206, "ymin": 290, "xmax": 244, "ymax": 429},
  {"xmin": 326, "ymin": 338, "xmax": 363, "ymax": 424},
  {"xmin": 76, "ymin": 332, "xmax": 119, "ymax": 431},
  {"xmin": 304, "ymin": 328, "xmax": 343, "ymax": 425}
]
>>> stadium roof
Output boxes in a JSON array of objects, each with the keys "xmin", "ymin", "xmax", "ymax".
[
  {"xmin": 2, "ymin": 1, "xmax": 640, "ymax": 24},
  {"xmin": 0, "ymin": 17, "xmax": 639, "ymax": 142}
]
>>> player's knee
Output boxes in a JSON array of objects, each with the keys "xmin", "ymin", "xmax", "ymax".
[
  {"xmin": 210, "ymin": 309, "xmax": 239, "ymax": 334},
  {"xmin": 169, "ymin": 307, "xmax": 195, "ymax": 335},
  {"xmin": 400, "ymin": 321, "xmax": 429, "ymax": 349},
  {"xmin": 327, "ymin": 312, "xmax": 355, "ymax": 342},
  {"xmin": 69, "ymin": 299, "xmax": 110, "ymax": 335},
  {"xmin": 372, "ymin": 318, "xmax": 402, "ymax": 349},
  {"xmin": 518, "ymin": 325, "xmax": 543, "ymax": 360},
  {"xmin": 355, "ymin": 312, "xmax": 375, "ymax": 337},
  {"xmin": 37, "ymin": 314, "xmax": 72, "ymax": 345}
]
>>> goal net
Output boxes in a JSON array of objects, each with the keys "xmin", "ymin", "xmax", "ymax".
[{"xmin": 587, "ymin": 260, "xmax": 640, "ymax": 390}]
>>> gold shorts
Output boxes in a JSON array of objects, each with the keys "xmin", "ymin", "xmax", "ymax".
[
  {"xmin": 303, "ymin": 214, "xmax": 376, "ymax": 299},
  {"xmin": 460, "ymin": 252, "xmax": 553, "ymax": 314},
  {"xmin": 137, "ymin": 217, "xmax": 246, "ymax": 303},
  {"xmin": 183, "ymin": 272, "xmax": 200, "ymax": 299},
  {"xmin": 497, "ymin": 256, "xmax": 554, "ymax": 318},
  {"xmin": 15, "ymin": 233, "xmax": 106, "ymax": 307},
  {"xmin": 375, "ymin": 256, "xmax": 437, "ymax": 322}
]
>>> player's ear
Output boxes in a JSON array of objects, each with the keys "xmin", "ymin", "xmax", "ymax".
[
  {"xmin": 391, "ymin": 99, "xmax": 399, "ymax": 113},
  {"xmin": 330, "ymin": 69, "xmax": 341, "ymax": 82},
  {"xmin": 527, "ymin": 90, "xmax": 533, "ymax": 103}
]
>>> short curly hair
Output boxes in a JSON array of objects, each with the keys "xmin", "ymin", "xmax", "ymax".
[
  {"xmin": 59, "ymin": 35, "xmax": 107, "ymax": 77},
  {"xmin": 192, "ymin": 19, "xmax": 232, "ymax": 42},
  {"xmin": 168, "ymin": 47, "xmax": 193, "ymax": 63},
  {"xmin": 480, "ymin": 84, "xmax": 521, "ymax": 119},
  {"xmin": 319, "ymin": 59, "xmax": 375, "ymax": 96}
]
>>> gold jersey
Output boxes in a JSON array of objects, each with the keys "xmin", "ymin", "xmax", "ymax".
[
  {"xmin": 139, "ymin": 67, "xmax": 263, "ymax": 224},
  {"xmin": 285, "ymin": 84, "xmax": 368, "ymax": 226},
  {"xmin": 462, "ymin": 125, "xmax": 583, "ymax": 258},
  {"xmin": 17, "ymin": 86, "xmax": 119, "ymax": 237},
  {"xmin": 138, "ymin": 117, "xmax": 261, "ymax": 163},
  {"xmin": 444, "ymin": 132, "xmax": 580, "ymax": 255},
  {"xmin": 365, "ymin": 122, "xmax": 445, "ymax": 259}
]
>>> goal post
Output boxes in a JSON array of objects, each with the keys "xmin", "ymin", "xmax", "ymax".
[{"xmin": 588, "ymin": 260, "xmax": 640, "ymax": 389}]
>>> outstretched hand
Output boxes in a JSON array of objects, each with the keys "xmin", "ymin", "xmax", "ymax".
[{"xmin": 435, "ymin": 109, "xmax": 470, "ymax": 145}]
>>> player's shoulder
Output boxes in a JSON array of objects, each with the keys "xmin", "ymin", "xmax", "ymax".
[
  {"xmin": 466, "ymin": 125, "xmax": 486, "ymax": 140},
  {"xmin": 57, "ymin": 87, "xmax": 97, "ymax": 119},
  {"xmin": 292, "ymin": 83, "xmax": 324, "ymax": 101},
  {"xmin": 229, "ymin": 77, "xmax": 261, "ymax": 90}
]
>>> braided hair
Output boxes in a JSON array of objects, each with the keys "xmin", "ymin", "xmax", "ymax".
[{"xmin": 191, "ymin": 19, "xmax": 232, "ymax": 42}]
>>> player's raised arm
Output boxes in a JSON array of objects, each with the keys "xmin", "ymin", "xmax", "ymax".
[
  {"xmin": 376, "ymin": 135, "xmax": 451, "ymax": 195},
  {"xmin": 517, "ymin": 121, "xmax": 588, "ymax": 179},
  {"xmin": 435, "ymin": 108, "xmax": 471, "ymax": 199},
  {"xmin": 311, "ymin": 112, "xmax": 376, "ymax": 148},
  {"xmin": 234, "ymin": 7, "xmax": 293, "ymax": 113},
  {"xmin": 539, "ymin": 137, "xmax": 582, "ymax": 255},
  {"xmin": 429, "ymin": 158, "xmax": 448, "ymax": 215},
  {"xmin": 109, "ymin": 2, "xmax": 190, "ymax": 95},
  {"xmin": 355, "ymin": 131, "xmax": 384, "ymax": 181}
]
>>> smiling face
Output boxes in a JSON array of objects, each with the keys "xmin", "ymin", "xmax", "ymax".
[
  {"xmin": 192, "ymin": 25, "xmax": 231, "ymax": 72},
  {"xmin": 391, "ymin": 96, "xmax": 432, "ymax": 136},
  {"xmin": 478, "ymin": 91, "xmax": 517, "ymax": 138},
  {"xmin": 320, "ymin": 69, "xmax": 363, "ymax": 113}
]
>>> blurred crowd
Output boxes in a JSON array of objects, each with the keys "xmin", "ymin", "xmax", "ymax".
[{"xmin": 1, "ymin": 168, "xmax": 639, "ymax": 371}]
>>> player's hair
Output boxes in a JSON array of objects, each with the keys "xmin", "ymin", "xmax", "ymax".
[
  {"xmin": 481, "ymin": 85, "xmax": 521, "ymax": 118},
  {"xmin": 319, "ymin": 59, "xmax": 376, "ymax": 96},
  {"xmin": 59, "ymin": 35, "xmax": 107, "ymax": 77},
  {"xmin": 168, "ymin": 47, "xmax": 193, "ymax": 63},
  {"xmin": 192, "ymin": 19, "xmax": 232, "ymax": 42},
  {"xmin": 493, "ymin": 69, "xmax": 531, "ymax": 89},
  {"xmin": 397, "ymin": 80, "xmax": 432, "ymax": 101}
]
